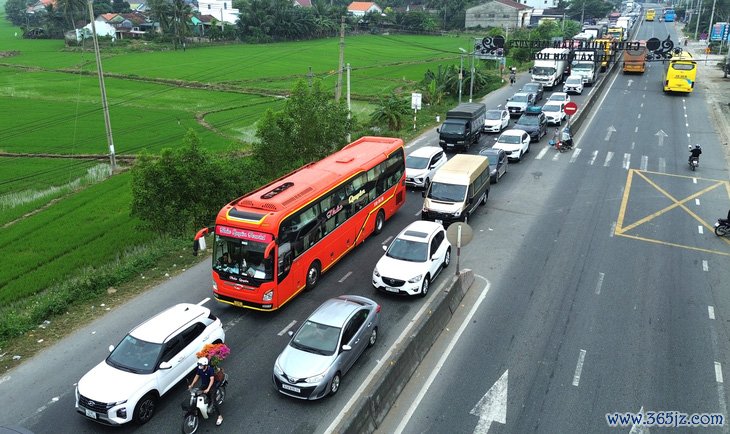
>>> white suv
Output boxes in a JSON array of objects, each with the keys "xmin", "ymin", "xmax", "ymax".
[
  {"xmin": 406, "ymin": 146, "xmax": 448, "ymax": 189},
  {"xmin": 75, "ymin": 303, "xmax": 225, "ymax": 425},
  {"xmin": 372, "ymin": 220, "xmax": 451, "ymax": 297}
]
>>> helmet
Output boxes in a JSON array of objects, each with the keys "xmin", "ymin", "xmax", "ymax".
[
  {"xmin": 197, "ymin": 357, "xmax": 209, "ymax": 366},
  {"xmin": 695, "ymin": 144, "xmax": 701, "ymax": 149}
]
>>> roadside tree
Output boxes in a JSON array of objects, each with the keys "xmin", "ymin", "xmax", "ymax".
[{"xmin": 370, "ymin": 92, "xmax": 411, "ymax": 131}]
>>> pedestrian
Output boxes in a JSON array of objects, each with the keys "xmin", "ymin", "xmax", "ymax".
[{"xmin": 684, "ymin": 37, "xmax": 688, "ymax": 47}]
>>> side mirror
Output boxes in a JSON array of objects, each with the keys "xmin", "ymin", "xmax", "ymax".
[
  {"xmin": 436, "ymin": 127, "xmax": 440, "ymax": 133},
  {"xmin": 288, "ymin": 330, "xmax": 294, "ymax": 337},
  {"xmin": 506, "ymin": 98, "xmax": 511, "ymax": 102},
  {"xmin": 159, "ymin": 361, "xmax": 172, "ymax": 370},
  {"xmin": 108, "ymin": 345, "xmax": 115, "ymax": 353},
  {"xmin": 342, "ymin": 345, "xmax": 352, "ymax": 352}
]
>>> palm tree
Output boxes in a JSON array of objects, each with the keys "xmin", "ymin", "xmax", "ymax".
[
  {"xmin": 370, "ymin": 92, "xmax": 411, "ymax": 131},
  {"xmin": 169, "ymin": 0, "xmax": 191, "ymax": 49}
]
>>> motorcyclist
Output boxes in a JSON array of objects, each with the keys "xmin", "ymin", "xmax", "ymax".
[
  {"xmin": 560, "ymin": 126, "xmax": 573, "ymax": 149},
  {"xmin": 688, "ymin": 144, "xmax": 702, "ymax": 164},
  {"xmin": 509, "ymin": 67, "xmax": 516, "ymax": 86},
  {"xmin": 189, "ymin": 357, "xmax": 223, "ymax": 426}
]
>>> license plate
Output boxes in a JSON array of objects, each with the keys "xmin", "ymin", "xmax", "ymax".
[
  {"xmin": 385, "ymin": 287, "xmax": 399, "ymax": 293},
  {"xmin": 233, "ymin": 300, "xmax": 243, "ymax": 307},
  {"xmin": 435, "ymin": 219, "xmax": 443, "ymax": 224},
  {"xmin": 85, "ymin": 408, "xmax": 97, "ymax": 419},
  {"xmin": 282, "ymin": 383, "xmax": 301, "ymax": 393}
]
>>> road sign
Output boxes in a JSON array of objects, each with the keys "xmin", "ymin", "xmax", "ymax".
[
  {"xmin": 411, "ymin": 93, "xmax": 422, "ymax": 110},
  {"xmin": 564, "ymin": 101, "xmax": 578, "ymax": 116}
]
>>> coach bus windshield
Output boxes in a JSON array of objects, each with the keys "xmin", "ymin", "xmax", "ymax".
[{"xmin": 213, "ymin": 234, "xmax": 274, "ymax": 282}]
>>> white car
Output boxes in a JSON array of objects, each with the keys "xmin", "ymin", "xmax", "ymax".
[
  {"xmin": 541, "ymin": 101, "xmax": 567, "ymax": 125},
  {"xmin": 563, "ymin": 76, "xmax": 584, "ymax": 94},
  {"xmin": 406, "ymin": 146, "xmax": 447, "ymax": 189},
  {"xmin": 492, "ymin": 129, "xmax": 531, "ymax": 161},
  {"xmin": 483, "ymin": 109, "xmax": 510, "ymax": 133},
  {"xmin": 547, "ymin": 92, "xmax": 571, "ymax": 103},
  {"xmin": 372, "ymin": 220, "xmax": 451, "ymax": 297},
  {"xmin": 75, "ymin": 304, "xmax": 225, "ymax": 425}
]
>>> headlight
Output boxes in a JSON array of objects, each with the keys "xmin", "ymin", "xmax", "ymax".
[
  {"xmin": 414, "ymin": 177, "xmax": 423, "ymax": 183},
  {"xmin": 408, "ymin": 274, "xmax": 423, "ymax": 283},
  {"xmin": 274, "ymin": 360, "xmax": 284, "ymax": 376},
  {"xmin": 212, "ymin": 280, "xmax": 217, "ymax": 291},
  {"xmin": 263, "ymin": 290, "xmax": 273, "ymax": 302},
  {"xmin": 373, "ymin": 268, "xmax": 380, "ymax": 278},
  {"xmin": 112, "ymin": 400, "xmax": 127, "ymax": 406},
  {"xmin": 305, "ymin": 372, "xmax": 326, "ymax": 383}
]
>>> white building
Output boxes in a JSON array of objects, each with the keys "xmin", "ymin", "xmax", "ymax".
[
  {"xmin": 196, "ymin": 0, "xmax": 240, "ymax": 25},
  {"xmin": 71, "ymin": 21, "xmax": 117, "ymax": 43},
  {"xmin": 347, "ymin": 2, "xmax": 382, "ymax": 17},
  {"xmin": 516, "ymin": 0, "xmax": 558, "ymax": 10}
]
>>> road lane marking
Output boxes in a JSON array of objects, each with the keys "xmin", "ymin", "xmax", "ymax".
[
  {"xmin": 595, "ymin": 272, "xmax": 605, "ymax": 295},
  {"xmin": 716, "ymin": 362, "xmax": 724, "ymax": 383},
  {"xmin": 637, "ymin": 113, "xmax": 641, "ymax": 119},
  {"xmin": 610, "ymin": 221, "xmax": 616, "ymax": 237},
  {"xmin": 640, "ymin": 103, "xmax": 644, "ymax": 108},
  {"xmin": 0, "ymin": 375, "xmax": 10, "ymax": 385},
  {"xmin": 603, "ymin": 152, "xmax": 614, "ymax": 167},
  {"xmin": 696, "ymin": 199, "xmax": 701, "ymax": 205},
  {"xmin": 572, "ymin": 349, "xmax": 587, "ymax": 387},
  {"xmin": 703, "ymin": 260, "xmax": 709, "ymax": 271},
  {"xmin": 658, "ymin": 157, "xmax": 666, "ymax": 173},
  {"xmin": 631, "ymin": 141, "xmax": 636, "ymax": 150},
  {"xmin": 634, "ymin": 126, "xmax": 638, "ymax": 133},
  {"xmin": 393, "ymin": 276, "xmax": 491, "ymax": 434},
  {"xmin": 640, "ymin": 155, "xmax": 648, "ymax": 171},
  {"xmin": 709, "ymin": 306, "xmax": 716, "ymax": 320},
  {"xmin": 552, "ymin": 151, "xmax": 560, "ymax": 161},
  {"xmin": 535, "ymin": 146, "xmax": 549, "ymax": 160},
  {"xmin": 588, "ymin": 150, "xmax": 598, "ymax": 165},
  {"xmin": 414, "ymin": 210, "xmax": 421, "ymax": 217},
  {"xmin": 197, "ymin": 297, "xmax": 210, "ymax": 306},
  {"xmin": 623, "ymin": 153, "xmax": 631, "ymax": 170},
  {"xmin": 383, "ymin": 235, "xmax": 393, "ymax": 245},
  {"xmin": 277, "ymin": 320, "xmax": 297, "ymax": 336},
  {"xmin": 569, "ymin": 148, "xmax": 581, "ymax": 163},
  {"xmin": 693, "ymin": 177, "xmax": 698, "ymax": 184},
  {"xmin": 699, "ymin": 226, "xmax": 704, "ymax": 234},
  {"xmin": 338, "ymin": 271, "xmax": 353, "ymax": 283}
]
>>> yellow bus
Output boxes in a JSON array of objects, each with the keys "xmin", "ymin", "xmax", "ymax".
[
  {"xmin": 645, "ymin": 9, "xmax": 656, "ymax": 21},
  {"xmin": 664, "ymin": 51, "xmax": 697, "ymax": 93}
]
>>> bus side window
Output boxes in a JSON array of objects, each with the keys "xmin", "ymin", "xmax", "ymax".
[{"xmin": 277, "ymin": 242, "xmax": 292, "ymax": 282}]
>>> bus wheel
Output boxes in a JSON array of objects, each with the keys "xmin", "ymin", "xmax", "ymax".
[
  {"xmin": 306, "ymin": 261, "xmax": 321, "ymax": 290},
  {"xmin": 374, "ymin": 210, "xmax": 386, "ymax": 235}
]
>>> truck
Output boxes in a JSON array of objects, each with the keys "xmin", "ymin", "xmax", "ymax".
[
  {"xmin": 593, "ymin": 38, "xmax": 614, "ymax": 72},
  {"xmin": 616, "ymin": 17, "xmax": 631, "ymax": 37},
  {"xmin": 581, "ymin": 25, "xmax": 605, "ymax": 39},
  {"xmin": 623, "ymin": 41, "xmax": 647, "ymax": 73},
  {"xmin": 570, "ymin": 49, "xmax": 598, "ymax": 85},
  {"xmin": 607, "ymin": 26, "xmax": 625, "ymax": 41},
  {"xmin": 531, "ymin": 48, "xmax": 570, "ymax": 88},
  {"xmin": 437, "ymin": 103, "xmax": 486, "ymax": 152}
]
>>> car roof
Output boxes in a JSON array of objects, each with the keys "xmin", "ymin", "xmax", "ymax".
[
  {"xmin": 501, "ymin": 129, "xmax": 528, "ymax": 136},
  {"xmin": 409, "ymin": 146, "xmax": 442, "ymax": 158},
  {"xmin": 397, "ymin": 220, "xmax": 441, "ymax": 240},
  {"xmin": 309, "ymin": 295, "xmax": 375, "ymax": 328},
  {"xmin": 487, "ymin": 109, "xmax": 505, "ymax": 114},
  {"xmin": 513, "ymin": 92, "xmax": 530, "ymax": 97},
  {"xmin": 130, "ymin": 303, "xmax": 210, "ymax": 344}
]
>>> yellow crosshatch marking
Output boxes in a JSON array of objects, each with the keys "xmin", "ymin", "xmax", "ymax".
[{"xmin": 615, "ymin": 169, "xmax": 730, "ymax": 255}]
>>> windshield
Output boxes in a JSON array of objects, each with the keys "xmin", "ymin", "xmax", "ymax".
[
  {"xmin": 485, "ymin": 110, "xmax": 503, "ymax": 120},
  {"xmin": 567, "ymin": 78, "xmax": 582, "ymax": 84},
  {"xmin": 517, "ymin": 116, "xmax": 540, "ymax": 126},
  {"xmin": 440, "ymin": 122, "xmax": 465, "ymax": 134},
  {"xmin": 406, "ymin": 155, "xmax": 429, "ymax": 170},
  {"xmin": 291, "ymin": 320, "xmax": 340, "ymax": 356},
  {"xmin": 542, "ymin": 104, "xmax": 561, "ymax": 113},
  {"xmin": 550, "ymin": 94, "xmax": 567, "ymax": 101},
  {"xmin": 522, "ymin": 85, "xmax": 538, "ymax": 93},
  {"xmin": 498, "ymin": 134, "xmax": 522, "ymax": 144},
  {"xmin": 511, "ymin": 94, "xmax": 529, "ymax": 103},
  {"xmin": 481, "ymin": 150, "xmax": 499, "ymax": 167},
  {"xmin": 572, "ymin": 62, "xmax": 593, "ymax": 70},
  {"xmin": 533, "ymin": 66, "xmax": 556, "ymax": 76},
  {"xmin": 213, "ymin": 234, "xmax": 274, "ymax": 282},
  {"xmin": 427, "ymin": 182, "xmax": 467, "ymax": 202},
  {"xmin": 387, "ymin": 237, "xmax": 428, "ymax": 262},
  {"xmin": 107, "ymin": 335, "xmax": 162, "ymax": 374}
]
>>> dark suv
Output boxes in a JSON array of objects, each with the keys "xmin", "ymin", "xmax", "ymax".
[
  {"xmin": 520, "ymin": 82, "xmax": 544, "ymax": 102},
  {"xmin": 514, "ymin": 107, "xmax": 547, "ymax": 142}
]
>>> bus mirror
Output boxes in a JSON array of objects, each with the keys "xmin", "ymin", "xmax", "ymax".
[
  {"xmin": 193, "ymin": 227, "xmax": 210, "ymax": 256},
  {"xmin": 264, "ymin": 240, "xmax": 276, "ymax": 259}
]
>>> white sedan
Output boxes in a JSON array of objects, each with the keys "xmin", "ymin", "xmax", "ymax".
[
  {"xmin": 563, "ymin": 75, "xmax": 584, "ymax": 95},
  {"xmin": 405, "ymin": 146, "xmax": 447, "ymax": 189},
  {"xmin": 483, "ymin": 109, "xmax": 510, "ymax": 133},
  {"xmin": 492, "ymin": 129, "xmax": 531, "ymax": 161},
  {"xmin": 372, "ymin": 220, "xmax": 450, "ymax": 297},
  {"xmin": 547, "ymin": 92, "xmax": 571, "ymax": 103},
  {"xmin": 541, "ymin": 101, "xmax": 567, "ymax": 125}
]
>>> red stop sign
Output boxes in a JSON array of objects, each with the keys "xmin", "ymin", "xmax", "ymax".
[{"xmin": 564, "ymin": 101, "xmax": 578, "ymax": 116}]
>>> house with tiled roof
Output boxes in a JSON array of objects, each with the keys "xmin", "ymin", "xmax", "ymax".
[
  {"xmin": 465, "ymin": 0, "xmax": 532, "ymax": 29},
  {"xmin": 293, "ymin": 0, "xmax": 311, "ymax": 7},
  {"xmin": 26, "ymin": 0, "xmax": 57, "ymax": 15},
  {"xmin": 196, "ymin": 0, "xmax": 240, "ymax": 24},
  {"xmin": 347, "ymin": 1, "xmax": 382, "ymax": 17}
]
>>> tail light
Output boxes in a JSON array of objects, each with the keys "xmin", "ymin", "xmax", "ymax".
[{"xmin": 376, "ymin": 304, "xmax": 381, "ymax": 313}]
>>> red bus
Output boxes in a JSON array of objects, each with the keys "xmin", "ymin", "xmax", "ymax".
[{"xmin": 209, "ymin": 136, "xmax": 406, "ymax": 311}]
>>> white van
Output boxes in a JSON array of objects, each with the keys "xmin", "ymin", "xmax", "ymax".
[{"xmin": 421, "ymin": 154, "xmax": 490, "ymax": 226}]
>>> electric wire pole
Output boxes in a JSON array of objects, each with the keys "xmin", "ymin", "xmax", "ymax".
[
  {"xmin": 87, "ymin": 0, "xmax": 116, "ymax": 171},
  {"xmin": 335, "ymin": 16, "xmax": 345, "ymax": 102}
]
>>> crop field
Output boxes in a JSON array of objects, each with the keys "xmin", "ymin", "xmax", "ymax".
[{"xmin": 0, "ymin": 171, "xmax": 154, "ymax": 305}]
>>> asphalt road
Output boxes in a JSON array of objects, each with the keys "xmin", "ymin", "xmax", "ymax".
[{"xmin": 379, "ymin": 12, "xmax": 730, "ymax": 434}]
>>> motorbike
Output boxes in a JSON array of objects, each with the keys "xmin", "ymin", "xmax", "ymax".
[
  {"xmin": 689, "ymin": 156, "xmax": 699, "ymax": 171},
  {"xmin": 550, "ymin": 127, "xmax": 573, "ymax": 153},
  {"xmin": 715, "ymin": 219, "xmax": 730, "ymax": 237},
  {"xmin": 181, "ymin": 373, "xmax": 228, "ymax": 434}
]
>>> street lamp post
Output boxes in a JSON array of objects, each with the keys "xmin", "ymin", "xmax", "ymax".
[
  {"xmin": 458, "ymin": 48, "xmax": 465, "ymax": 104},
  {"xmin": 459, "ymin": 47, "xmax": 475, "ymax": 103}
]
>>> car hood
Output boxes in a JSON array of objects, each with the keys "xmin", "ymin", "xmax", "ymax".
[
  {"xmin": 506, "ymin": 101, "xmax": 527, "ymax": 108},
  {"xmin": 484, "ymin": 118, "xmax": 503, "ymax": 126},
  {"xmin": 78, "ymin": 360, "xmax": 153, "ymax": 403},
  {"xmin": 406, "ymin": 167, "xmax": 428, "ymax": 178},
  {"xmin": 493, "ymin": 142, "xmax": 522, "ymax": 152},
  {"xmin": 376, "ymin": 255, "xmax": 426, "ymax": 280},
  {"xmin": 515, "ymin": 124, "xmax": 539, "ymax": 132},
  {"xmin": 277, "ymin": 345, "xmax": 335, "ymax": 380}
]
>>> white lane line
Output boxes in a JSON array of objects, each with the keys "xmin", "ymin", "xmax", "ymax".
[
  {"xmin": 603, "ymin": 151, "xmax": 614, "ymax": 167},
  {"xmin": 703, "ymin": 260, "xmax": 709, "ymax": 271},
  {"xmin": 640, "ymin": 102, "xmax": 644, "ymax": 107},
  {"xmin": 696, "ymin": 198, "xmax": 701, "ymax": 206},
  {"xmin": 391, "ymin": 277, "xmax": 491, "ymax": 434},
  {"xmin": 277, "ymin": 320, "xmax": 298, "ymax": 336},
  {"xmin": 589, "ymin": 150, "xmax": 598, "ymax": 165},
  {"xmin": 569, "ymin": 148, "xmax": 581, "ymax": 163},
  {"xmin": 634, "ymin": 126, "xmax": 638, "ymax": 133},
  {"xmin": 631, "ymin": 141, "xmax": 635, "ymax": 150},
  {"xmin": 338, "ymin": 271, "xmax": 353, "ymax": 283},
  {"xmin": 197, "ymin": 297, "xmax": 210, "ymax": 306},
  {"xmin": 623, "ymin": 153, "xmax": 631, "ymax": 170},
  {"xmin": 716, "ymin": 362, "xmax": 724, "ymax": 383},
  {"xmin": 535, "ymin": 146, "xmax": 550, "ymax": 160},
  {"xmin": 572, "ymin": 349, "xmax": 587, "ymax": 387},
  {"xmin": 595, "ymin": 272, "xmax": 605, "ymax": 295},
  {"xmin": 699, "ymin": 226, "xmax": 704, "ymax": 235},
  {"xmin": 552, "ymin": 151, "xmax": 561, "ymax": 161},
  {"xmin": 610, "ymin": 221, "xmax": 616, "ymax": 237},
  {"xmin": 382, "ymin": 235, "xmax": 393, "ymax": 245},
  {"xmin": 0, "ymin": 375, "xmax": 10, "ymax": 386},
  {"xmin": 693, "ymin": 177, "xmax": 698, "ymax": 184},
  {"xmin": 658, "ymin": 157, "xmax": 666, "ymax": 173},
  {"xmin": 709, "ymin": 306, "xmax": 716, "ymax": 320},
  {"xmin": 414, "ymin": 210, "xmax": 421, "ymax": 217},
  {"xmin": 640, "ymin": 155, "xmax": 648, "ymax": 171},
  {"xmin": 637, "ymin": 113, "xmax": 641, "ymax": 119}
]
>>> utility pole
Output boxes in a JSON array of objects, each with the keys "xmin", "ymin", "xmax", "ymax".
[
  {"xmin": 695, "ymin": 0, "xmax": 703, "ymax": 40},
  {"xmin": 469, "ymin": 51, "xmax": 475, "ymax": 102},
  {"xmin": 346, "ymin": 63, "xmax": 351, "ymax": 142},
  {"xmin": 580, "ymin": 0, "xmax": 585, "ymax": 25},
  {"xmin": 87, "ymin": 0, "xmax": 116, "ymax": 171},
  {"xmin": 707, "ymin": 0, "xmax": 718, "ymax": 45},
  {"xmin": 335, "ymin": 16, "xmax": 345, "ymax": 102},
  {"xmin": 458, "ymin": 49, "xmax": 465, "ymax": 104}
]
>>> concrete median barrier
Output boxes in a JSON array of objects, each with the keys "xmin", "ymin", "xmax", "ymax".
[{"xmin": 334, "ymin": 269, "xmax": 475, "ymax": 434}]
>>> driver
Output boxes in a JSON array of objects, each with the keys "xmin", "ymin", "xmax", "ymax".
[{"xmin": 188, "ymin": 357, "xmax": 223, "ymax": 426}]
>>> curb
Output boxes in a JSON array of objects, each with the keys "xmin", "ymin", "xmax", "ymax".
[{"xmin": 333, "ymin": 269, "xmax": 475, "ymax": 434}]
